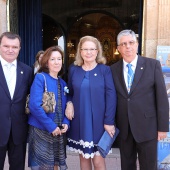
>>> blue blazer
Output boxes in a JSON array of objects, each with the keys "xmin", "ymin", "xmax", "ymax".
[
  {"xmin": 0, "ymin": 61, "xmax": 33, "ymax": 146},
  {"xmin": 67, "ymin": 64, "xmax": 117, "ymax": 143},
  {"xmin": 28, "ymin": 72, "xmax": 70, "ymax": 133}
]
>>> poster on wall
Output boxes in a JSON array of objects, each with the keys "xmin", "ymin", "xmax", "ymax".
[
  {"xmin": 157, "ymin": 46, "xmax": 170, "ymax": 71},
  {"xmin": 156, "ymin": 46, "xmax": 170, "ymax": 169}
]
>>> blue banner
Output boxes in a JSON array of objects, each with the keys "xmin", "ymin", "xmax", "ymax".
[{"xmin": 157, "ymin": 46, "xmax": 170, "ymax": 169}]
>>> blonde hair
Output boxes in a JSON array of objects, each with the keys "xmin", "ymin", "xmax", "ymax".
[{"xmin": 74, "ymin": 36, "xmax": 106, "ymax": 66}]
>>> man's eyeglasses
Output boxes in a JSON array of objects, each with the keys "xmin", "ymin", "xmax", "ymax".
[
  {"xmin": 81, "ymin": 48, "xmax": 97, "ymax": 52},
  {"xmin": 118, "ymin": 40, "xmax": 136, "ymax": 47}
]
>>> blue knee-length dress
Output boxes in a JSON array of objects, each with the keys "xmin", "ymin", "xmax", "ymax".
[{"xmin": 67, "ymin": 71, "xmax": 100, "ymax": 158}]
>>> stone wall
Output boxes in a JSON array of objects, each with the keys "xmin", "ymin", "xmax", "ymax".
[
  {"xmin": 143, "ymin": 0, "xmax": 170, "ymax": 58},
  {"xmin": 0, "ymin": 0, "xmax": 7, "ymax": 34}
]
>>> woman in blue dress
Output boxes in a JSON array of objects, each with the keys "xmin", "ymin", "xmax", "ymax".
[
  {"xmin": 66, "ymin": 36, "xmax": 117, "ymax": 169},
  {"xmin": 28, "ymin": 46, "xmax": 70, "ymax": 170}
]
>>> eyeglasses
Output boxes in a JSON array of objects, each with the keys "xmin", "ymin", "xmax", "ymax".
[
  {"xmin": 118, "ymin": 40, "xmax": 136, "ymax": 47},
  {"xmin": 81, "ymin": 48, "xmax": 97, "ymax": 52}
]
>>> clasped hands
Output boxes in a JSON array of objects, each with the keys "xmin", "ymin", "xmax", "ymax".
[
  {"xmin": 104, "ymin": 124, "xmax": 115, "ymax": 138},
  {"xmin": 52, "ymin": 124, "xmax": 68, "ymax": 136}
]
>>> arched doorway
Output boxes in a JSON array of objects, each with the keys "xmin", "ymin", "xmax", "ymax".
[
  {"xmin": 67, "ymin": 13, "xmax": 123, "ymax": 66},
  {"xmin": 42, "ymin": 14, "xmax": 66, "ymax": 51},
  {"xmin": 42, "ymin": 0, "xmax": 143, "ymax": 70},
  {"xmin": 8, "ymin": 0, "xmax": 143, "ymax": 70}
]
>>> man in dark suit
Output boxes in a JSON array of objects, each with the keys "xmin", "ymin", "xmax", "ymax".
[
  {"xmin": 110, "ymin": 30, "xmax": 169, "ymax": 170},
  {"xmin": 0, "ymin": 32, "xmax": 33, "ymax": 170}
]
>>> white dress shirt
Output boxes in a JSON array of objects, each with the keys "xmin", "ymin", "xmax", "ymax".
[
  {"xmin": 0, "ymin": 56, "xmax": 17, "ymax": 99},
  {"xmin": 123, "ymin": 55, "xmax": 138, "ymax": 90}
]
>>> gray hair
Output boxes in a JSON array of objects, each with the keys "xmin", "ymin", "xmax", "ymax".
[{"xmin": 117, "ymin": 30, "xmax": 137, "ymax": 45}]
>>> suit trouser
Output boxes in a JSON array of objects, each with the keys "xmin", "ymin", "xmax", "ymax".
[
  {"xmin": 0, "ymin": 130, "xmax": 26, "ymax": 170},
  {"xmin": 119, "ymin": 129, "xmax": 157, "ymax": 170}
]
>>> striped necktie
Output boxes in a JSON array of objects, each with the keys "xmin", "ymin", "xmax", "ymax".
[{"xmin": 127, "ymin": 63, "xmax": 134, "ymax": 93}]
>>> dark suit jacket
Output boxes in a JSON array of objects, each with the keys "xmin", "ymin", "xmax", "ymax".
[
  {"xmin": 110, "ymin": 55, "xmax": 169, "ymax": 143},
  {"xmin": 0, "ymin": 60, "xmax": 33, "ymax": 146}
]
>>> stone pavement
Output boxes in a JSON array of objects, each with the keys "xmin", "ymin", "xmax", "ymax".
[
  {"xmin": 66, "ymin": 148, "xmax": 122, "ymax": 170},
  {"xmin": 4, "ymin": 148, "xmax": 122, "ymax": 170}
]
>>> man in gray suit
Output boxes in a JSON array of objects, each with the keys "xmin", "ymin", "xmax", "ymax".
[
  {"xmin": 0, "ymin": 32, "xmax": 33, "ymax": 170},
  {"xmin": 110, "ymin": 30, "xmax": 169, "ymax": 170}
]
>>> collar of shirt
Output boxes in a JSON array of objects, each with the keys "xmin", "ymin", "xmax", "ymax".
[
  {"xmin": 123, "ymin": 55, "xmax": 138, "ymax": 73},
  {"xmin": 123, "ymin": 55, "xmax": 138, "ymax": 89},
  {"xmin": 0, "ymin": 55, "xmax": 17, "ymax": 68}
]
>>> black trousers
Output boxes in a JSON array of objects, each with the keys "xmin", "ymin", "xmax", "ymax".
[
  {"xmin": 119, "ymin": 129, "xmax": 157, "ymax": 170},
  {"xmin": 0, "ymin": 131, "xmax": 26, "ymax": 170}
]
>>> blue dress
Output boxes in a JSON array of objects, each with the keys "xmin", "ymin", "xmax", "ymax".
[
  {"xmin": 67, "ymin": 71, "xmax": 99, "ymax": 158},
  {"xmin": 67, "ymin": 64, "xmax": 117, "ymax": 159}
]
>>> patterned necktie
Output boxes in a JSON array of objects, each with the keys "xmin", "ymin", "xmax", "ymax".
[{"xmin": 127, "ymin": 63, "xmax": 134, "ymax": 93}]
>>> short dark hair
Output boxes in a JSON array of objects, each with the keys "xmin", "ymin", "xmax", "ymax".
[
  {"xmin": 38, "ymin": 46, "xmax": 64, "ymax": 76},
  {"xmin": 0, "ymin": 32, "xmax": 21, "ymax": 46}
]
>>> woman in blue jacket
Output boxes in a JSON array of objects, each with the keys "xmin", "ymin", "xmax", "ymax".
[
  {"xmin": 28, "ymin": 46, "xmax": 70, "ymax": 170},
  {"xmin": 66, "ymin": 36, "xmax": 117, "ymax": 170}
]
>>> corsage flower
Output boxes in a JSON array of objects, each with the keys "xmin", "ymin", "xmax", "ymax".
[{"xmin": 64, "ymin": 86, "xmax": 69, "ymax": 95}]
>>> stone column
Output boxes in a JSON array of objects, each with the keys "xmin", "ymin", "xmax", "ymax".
[
  {"xmin": 0, "ymin": 0, "xmax": 7, "ymax": 34},
  {"xmin": 143, "ymin": 0, "xmax": 170, "ymax": 58},
  {"xmin": 157, "ymin": 0, "xmax": 170, "ymax": 44}
]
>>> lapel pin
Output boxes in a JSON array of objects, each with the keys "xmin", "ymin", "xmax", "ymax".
[
  {"xmin": 21, "ymin": 71, "xmax": 23, "ymax": 74},
  {"xmin": 94, "ymin": 73, "xmax": 97, "ymax": 76}
]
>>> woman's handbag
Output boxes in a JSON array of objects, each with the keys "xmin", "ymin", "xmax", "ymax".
[
  {"xmin": 97, "ymin": 128, "xmax": 119, "ymax": 158},
  {"xmin": 25, "ymin": 73, "xmax": 56, "ymax": 114}
]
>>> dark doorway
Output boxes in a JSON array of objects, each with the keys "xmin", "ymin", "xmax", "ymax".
[{"xmin": 42, "ymin": 0, "xmax": 143, "ymax": 67}]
